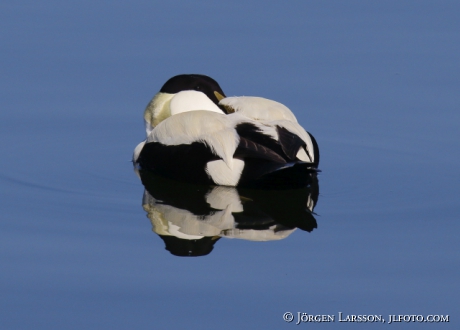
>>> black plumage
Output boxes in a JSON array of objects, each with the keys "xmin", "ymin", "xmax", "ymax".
[{"xmin": 138, "ymin": 141, "xmax": 218, "ymax": 185}]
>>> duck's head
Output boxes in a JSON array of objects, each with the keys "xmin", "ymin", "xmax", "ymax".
[{"xmin": 144, "ymin": 74, "xmax": 227, "ymax": 135}]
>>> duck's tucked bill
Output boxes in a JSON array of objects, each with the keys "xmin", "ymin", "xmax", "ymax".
[{"xmin": 133, "ymin": 74, "xmax": 320, "ymax": 188}]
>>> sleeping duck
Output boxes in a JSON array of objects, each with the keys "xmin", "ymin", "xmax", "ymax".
[{"xmin": 133, "ymin": 74, "xmax": 319, "ymax": 188}]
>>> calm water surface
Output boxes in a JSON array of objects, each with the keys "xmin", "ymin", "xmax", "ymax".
[{"xmin": 1, "ymin": 1, "xmax": 459, "ymax": 329}]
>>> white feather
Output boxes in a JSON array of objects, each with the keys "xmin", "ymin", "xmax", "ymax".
[
  {"xmin": 296, "ymin": 148, "xmax": 310, "ymax": 162},
  {"xmin": 220, "ymin": 96, "xmax": 298, "ymax": 122},
  {"xmin": 205, "ymin": 159, "xmax": 245, "ymax": 186},
  {"xmin": 170, "ymin": 90, "xmax": 223, "ymax": 115},
  {"xmin": 132, "ymin": 140, "xmax": 146, "ymax": 163},
  {"xmin": 143, "ymin": 92, "xmax": 174, "ymax": 135}
]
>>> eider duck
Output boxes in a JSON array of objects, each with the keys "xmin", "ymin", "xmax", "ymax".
[{"xmin": 133, "ymin": 74, "xmax": 319, "ymax": 188}]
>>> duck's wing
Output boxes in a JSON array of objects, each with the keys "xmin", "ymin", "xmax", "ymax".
[
  {"xmin": 230, "ymin": 120, "xmax": 318, "ymax": 188},
  {"xmin": 233, "ymin": 122, "xmax": 286, "ymax": 164},
  {"xmin": 275, "ymin": 125, "xmax": 307, "ymax": 161},
  {"xmin": 232, "ymin": 120, "xmax": 316, "ymax": 165},
  {"xmin": 221, "ymin": 96, "xmax": 319, "ymax": 167}
]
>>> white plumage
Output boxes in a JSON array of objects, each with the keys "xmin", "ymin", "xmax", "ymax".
[{"xmin": 219, "ymin": 96, "xmax": 298, "ymax": 122}]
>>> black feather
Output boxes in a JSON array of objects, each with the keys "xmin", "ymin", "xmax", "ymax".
[
  {"xmin": 276, "ymin": 126, "xmax": 306, "ymax": 161},
  {"xmin": 235, "ymin": 123, "xmax": 287, "ymax": 160},
  {"xmin": 235, "ymin": 137, "xmax": 286, "ymax": 163},
  {"xmin": 138, "ymin": 141, "xmax": 218, "ymax": 184},
  {"xmin": 308, "ymin": 132, "xmax": 320, "ymax": 167}
]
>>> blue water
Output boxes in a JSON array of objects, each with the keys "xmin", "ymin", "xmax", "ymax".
[{"xmin": 1, "ymin": 1, "xmax": 458, "ymax": 329}]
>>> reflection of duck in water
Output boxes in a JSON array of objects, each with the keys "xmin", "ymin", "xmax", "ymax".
[
  {"xmin": 133, "ymin": 74, "xmax": 319, "ymax": 188},
  {"xmin": 140, "ymin": 171, "xmax": 319, "ymax": 257}
]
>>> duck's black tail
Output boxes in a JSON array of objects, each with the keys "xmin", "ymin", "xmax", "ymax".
[{"xmin": 238, "ymin": 161, "xmax": 318, "ymax": 189}]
